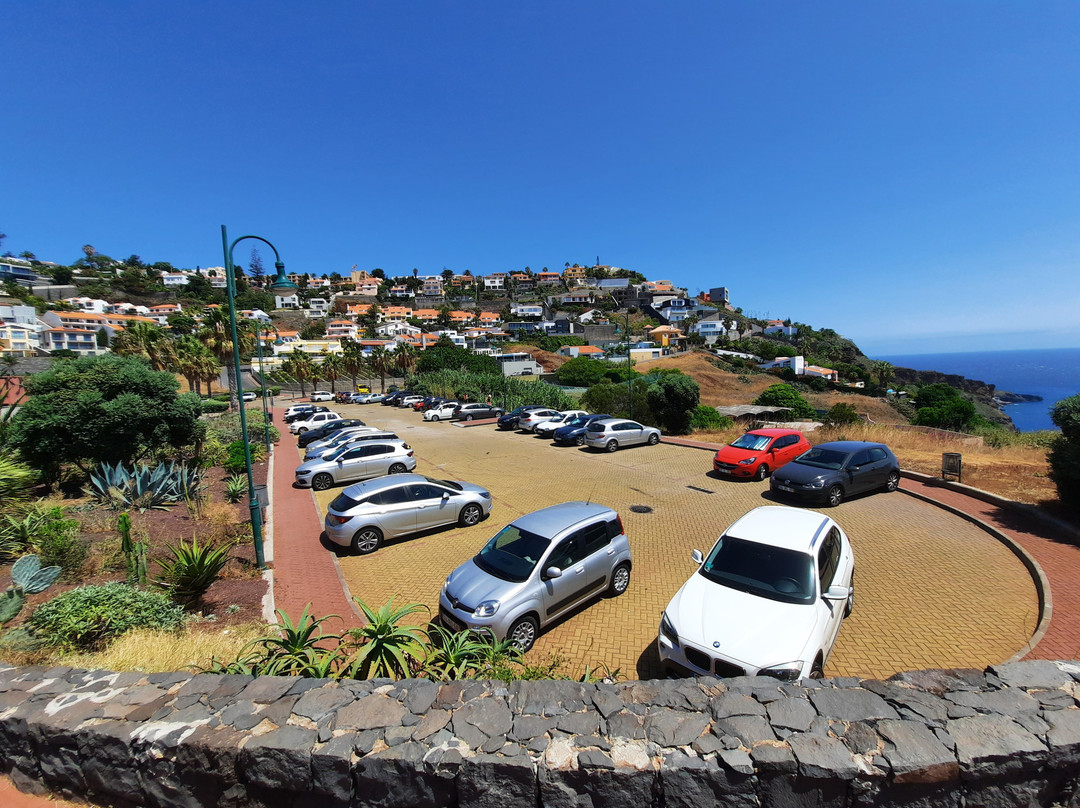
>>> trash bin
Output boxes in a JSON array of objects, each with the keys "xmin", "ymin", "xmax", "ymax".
[
  {"xmin": 253, "ymin": 484, "xmax": 269, "ymax": 519},
  {"xmin": 941, "ymin": 453, "xmax": 962, "ymax": 482}
]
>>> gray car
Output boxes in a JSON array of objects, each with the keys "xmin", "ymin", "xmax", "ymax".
[
  {"xmin": 769, "ymin": 441, "xmax": 900, "ymax": 507},
  {"xmin": 304, "ymin": 429, "xmax": 401, "ymax": 460},
  {"xmin": 323, "ymin": 474, "xmax": 493, "ymax": 554},
  {"xmin": 439, "ymin": 502, "xmax": 632, "ymax": 652},
  {"xmin": 583, "ymin": 418, "xmax": 661, "ymax": 452},
  {"xmin": 295, "ymin": 441, "xmax": 415, "ymax": 490}
]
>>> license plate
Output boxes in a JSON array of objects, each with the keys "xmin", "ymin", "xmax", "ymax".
[
  {"xmin": 716, "ymin": 468, "xmax": 730, "ymax": 474},
  {"xmin": 440, "ymin": 610, "xmax": 465, "ymax": 632},
  {"xmin": 777, "ymin": 485, "xmax": 794, "ymax": 492}
]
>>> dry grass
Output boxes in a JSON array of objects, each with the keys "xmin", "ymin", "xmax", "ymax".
[{"xmin": 59, "ymin": 622, "xmax": 269, "ymax": 674}]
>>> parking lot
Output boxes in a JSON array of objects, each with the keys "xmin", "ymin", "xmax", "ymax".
[{"xmin": 303, "ymin": 403, "xmax": 1040, "ymax": 680}]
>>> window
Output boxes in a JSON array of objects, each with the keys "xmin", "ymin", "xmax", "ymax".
[
  {"xmin": 577, "ymin": 521, "xmax": 611, "ymax": 556},
  {"xmin": 548, "ymin": 537, "xmax": 589, "ymax": 570},
  {"xmin": 868, "ymin": 448, "xmax": 888, "ymax": 462},
  {"xmin": 849, "ymin": 450, "xmax": 872, "ymax": 467},
  {"xmin": 817, "ymin": 528, "xmax": 842, "ymax": 593},
  {"xmin": 409, "ymin": 484, "xmax": 446, "ymax": 500},
  {"xmin": 367, "ymin": 486, "xmax": 412, "ymax": 506}
]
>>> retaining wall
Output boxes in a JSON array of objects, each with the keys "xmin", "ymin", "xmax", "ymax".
[{"xmin": 3, "ymin": 659, "xmax": 1080, "ymax": 807}]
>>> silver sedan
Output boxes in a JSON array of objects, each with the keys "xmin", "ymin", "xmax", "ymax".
[
  {"xmin": 324, "ymin": 474, "xmax": 493, "ymax": 554},
  {"xmin": 583, "ymin": 418, "xmax": 661, "ymax": 452},
  {"xmin": 295, "ymin": 441, "xmax": 415, "ymax": 490}
]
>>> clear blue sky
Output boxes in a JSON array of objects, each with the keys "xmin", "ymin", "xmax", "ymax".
[{"xmin": 4, "ymin": 2, "xmax": 1078, "ymax": 356}]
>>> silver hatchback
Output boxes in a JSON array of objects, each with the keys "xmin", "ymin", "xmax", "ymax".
[
  {"xmin": 294, "ymin": 441, "xmax": 415, "ymax": 490},
  {"xmin": 324, "ymin": 474, "xmax": 493, "ymax": 554},
  {"xmin": 583, "ymin": 418, "xmax": 661, "ymax": 452},
  {"xmin": 439, "ymin": 502, "xmax": 632, "ymax": 652}
]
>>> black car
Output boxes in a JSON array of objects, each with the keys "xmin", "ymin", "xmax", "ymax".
[
  {"xmin": 296, "ymin": 418, "xmax": 367, "ymax": 448},
  {"xmin": 769, "ymin": 441, "xmax": 900, "ymax": 507},
  {"xmin": 382, "ymin": 391, "xmax": 414, "ymax": 407},
  {"xmin": 552, "ymin": 413, "xmax": 612, "ymax": 446},
  {"xmin": 284, "ymin": 406, "xmax": 330, "ymax": 424},
  {"xmin": 496, "ymin": 405, "xmax": 547, "ymax": 430}
]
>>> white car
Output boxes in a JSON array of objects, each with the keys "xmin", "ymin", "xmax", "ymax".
[
  {"xmin": 658, "ymin": 506, "xmax": 854, "ymax": 681},
  {"xmin": 310, "ymin": 391, "xmax": 334, "ymax": 402},
  {"xmin": 241, "ymin": 391, "xmax": 257, "ymax": 402},
  {"xmin": 289, "ymin": 411, "xmax": 342, "ymax": 434},
  {"xmin": 398, "ymin": 395, "xmax": 425, "ymax": 408},
  {"xmin": 532, "ymin": 410, "xmax": 589, "ymax": 437},
  {"xmin": 423, "ymin": 401, "xmax": 460, "ymax": 422},
  {"xmin": 304, "ymin": 430, "xmax": 400, "ymax": 460}
]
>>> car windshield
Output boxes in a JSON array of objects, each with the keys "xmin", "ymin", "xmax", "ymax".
[
  {"xmin": 427, "ymin": 477, "xmax": 461, "ymax": 491},
  {"xmin": 698, "ymin": 536, "xmax": 816, "ymax": 605},
  {"xmin": 474, "ymin": 524, "xmax": 551, "ymax": 583},
  {"xmin": 794, "ymin": 447, "xmax": 849, "ymax": 470},
  {"xmin": 731, "ymin": 433, "xmax": 772, "ymax": 451}
]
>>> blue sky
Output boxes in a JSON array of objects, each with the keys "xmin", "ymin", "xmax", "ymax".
[{"xmin": 3, "ymin": 1, "xmax": 1078, "ymax": 356}]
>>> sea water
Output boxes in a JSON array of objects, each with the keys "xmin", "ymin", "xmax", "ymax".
[{"xmin": 877, "ymin": 347, "xmax": 1080, "ymax": 433}]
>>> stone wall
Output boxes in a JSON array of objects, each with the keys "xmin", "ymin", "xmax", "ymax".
[{"xmin": 2, "ymin": 659, "xmax": 1080, "ymax": 807}]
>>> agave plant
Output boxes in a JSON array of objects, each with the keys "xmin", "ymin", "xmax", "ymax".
[
  {"xmin": 202, "ymin": 606, "xmax": 345, "ymax": 677},
  {"xmin": 87, "ymin": 461, "xmax": 202, "ymax": 512},
  {"xmin": 224, "ymin": 474, "xmax": 248, "ymax": 504},
  {"xmin": 344, "ymin": 597, "xmax": 428, "ymax": 680}
]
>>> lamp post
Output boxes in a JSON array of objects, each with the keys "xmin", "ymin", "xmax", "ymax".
[
  {"xmin": 609, "ymin": 296, "xmax": 633, "ymax": 420},
  {"xmin": 254, "ymin": 323, "xmax": 272, "ymax": 453},
  {"xmin": 221, "ymin": 225, "xmax": 297, "ymax": 570}
]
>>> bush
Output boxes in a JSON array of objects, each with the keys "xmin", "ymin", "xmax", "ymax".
[
  {"xmin": 199, "ymin": 437, "xmax": 229, "ymax": 468},
  {"xmin": 825, "ymin": 403, "xmax": 861, "ymax": 426},
  {"xmin": 154, "ymin": 538, "xmax": 231, "ymax": 606},
  {"xmin": 28, "ymin": 582, "xmax": 185, "ymax": 651},
  {"xmin": 269, "ymin": 386, "xmax": 282, "ymax": 396},
  {"xmin": 753, "ymin": 383, "xmax": 816, "ymax": 420},
  {"xmin": 690, "ymin": 406, "xmax": 732, "ymax": 431},
  {"xmin": 646, "ymin": 373, "xmax": 700, "ymax": 435},
  {"xmin": 200, "ymin": 398, "xmax": 229, "ymax": 414},
  {"xmin": 224, "ymin": 441, "xmax": 249, "ymax": 475},
  {"xmin": 1049, "ymin": 394, "xmax": 1080, "ymax": 506},
  {"xmin": 30, "ymin": 508, "xmax": 88, "ymax": 581}
]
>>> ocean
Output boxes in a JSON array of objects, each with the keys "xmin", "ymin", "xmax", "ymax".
[{"xmin": 877, "ymin": 347, "xmax": 1080, "ymax": 433}]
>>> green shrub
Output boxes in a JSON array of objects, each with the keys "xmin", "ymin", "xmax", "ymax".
[
  {"xmin": 224, "ymin": 441, "xmax": 249, "ymax": 475},
  {"xmin": 25, "ymin": 508, "xmax": 88, "ymax": 581},
  {"xmin": 200, "ymin": 398, "xmax": 229, "ymax": 413},
  {"xmin": 690, "ymin": 406, "xmax": 732, "ymax": 431},
  {"xmin": 269, "ymin": 386, "xmax": 282, "ymax": 396},
  {"xmin": 825, "ymin": 403, "xmax": 861, "ymax": 426},
  {"xmin": 646, "ymin": 372, "xmax": 700, "ymax": 435},
  {"xmin": 199, "ymin": 437, "xmax": 229, "ymax": 468},
  {"xmin": 753, "ymin": 383, "xmax": 816, "ymax": 420},
  {"xmin": 28, "ymin": 582, "xmax": 185, "ymax": 651},
  {"xmin": 1049, "ymin": 394, "xmax": 1080, "ymax": 507}
]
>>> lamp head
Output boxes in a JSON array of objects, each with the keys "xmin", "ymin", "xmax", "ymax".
[{"xmin": 269, "ymin": 261, "xmax": 297, "ymax": 294}]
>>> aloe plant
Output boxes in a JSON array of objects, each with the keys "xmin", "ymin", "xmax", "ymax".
[{"xmin": 224, "ymin": 474, "xmax": 248, "ymax": 504}]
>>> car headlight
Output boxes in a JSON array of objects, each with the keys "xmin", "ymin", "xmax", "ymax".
[
  {"xmin": 659, "ymin": 611, "xmax": 680, "ymax": 647},
  {"xmin": 473, "ymin": 600, "xmax": 500, "ymax": 618},
  {"xmin": 802, "ymin": 479, "xmax": 825, "ymax": 489},
  {"xmin": 738, "ymin": 457, "xmax": 757, "ymax": 465},
  {"xmin": 760, "ymin": 663, "xmax": 804, "ymax": 681}
]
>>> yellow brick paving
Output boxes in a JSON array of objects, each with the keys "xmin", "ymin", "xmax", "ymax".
[{"xmin": 308, "ymin": 405, "xmax": 1038, "ymax": 680}]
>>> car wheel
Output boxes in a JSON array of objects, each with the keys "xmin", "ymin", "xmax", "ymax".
[
  {"xmin": 297, "ymin": 427, "xmax": 308, "ymax": 434},
  {"xmin": 606, "ymin": 439, "xmax": 618, "ymax": 453},
  {"xmin": 884, "ymin": 471, "xmax": 900, "ymax": 492},
  {"xmin": 430, "ymin": 414, "xmax": 440, "ymax": 421},
  {"xmin": 312, "ymin": 473, "xmax": 334, "ymax": 491},
  {"xmin": 507, "ymin": 615, "xmax": 539, "ymax": 653},
  {"xmin": 826, "ymin": 484, "xmax": 843, "ymax": 507},
  {"xmin": 351, "ymin": 526, "xmax": 382, "ymax": 555},
  {"xmin": 809, "ymin": 658, "xmax": 825, "ymax": 679},
  {"xmin": 647, "ymin": 433, "xmax": 660, "ymax": 445},
  {"xmin": 608, "ymin": 563, "xmax": 631, "ymax": 596},
  {"xmin": 844, "ymin": 580, "xmax": 854, "ymax": 619},
  {"xmin": 389, "ymin": 463, "xmax": 407, "ymax": 474},
  {"xmin": 459, "ymin": 504, "xmax": 482, "ymax": 527},
  {"xmin": 575, "ymin": 434, "xmax": 585, "ymax": 446},
  {"xmin": 754, "ymin": 464, "xmax": 769, "ymax": 482},
  {"xmin": 465, "ymin": 414, "xmax": 474, "ymax": 421}
]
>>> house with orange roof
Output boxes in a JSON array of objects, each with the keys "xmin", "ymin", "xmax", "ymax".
[
  {"xmin": 449, "ymin": 310, "xmax": 473, "ymax": 325},
  {"xmin": 346, "ymin": 303, "xmax": 373, "ymax": 317},
  {"xmin": 535, "ymin": 271, "xmax": 562, "ymax": 287},
  {"xmin": 326, "ymin": 320, "xmax": 359, "ymax": 339},
  {"xmin": 413, "ymin": 308, "xmax": 439, "ymax": 325},
  {"xmin": 556, "ymin": 344, "xmax": 607, "ymax": 359},
  {"xmin": 382, "ymin": 306, "xmax": 413, "ymax": 322},
  {"xmin": 562, "ymin": 265, "xmax": 586, "ymax": 284},
  {"xmin": 422, "ymin": 277, "xmax": 444, "ymax": 297},
  {"xmin": 648, "ymin": 324, "xmax": 685, "ymax": 350},
  {"xmin": 355, "ymin": 279, "xmax": 381, "ymax": 296},
  {"xmin": 477, "ymin": 312, "xmax": 501, "ymax": 326}
]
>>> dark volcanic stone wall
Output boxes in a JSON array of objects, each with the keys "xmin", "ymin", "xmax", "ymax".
[{"xmin": 2, "ymin": 660, "xmax": 1080, "ymax": 807}]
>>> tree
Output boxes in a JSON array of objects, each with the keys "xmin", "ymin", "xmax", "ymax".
[
  {"xmin": 320, "ymin": 353, "xmax": 345, "ymax": 393},
  {"xmin": 368, "ymin": 345, "xmax": 396, "ymax": 393},
  {"xmin": 871, "ymin": 360, "xmax": 895, "ymax": 389},
  {"xmin": 340, "ymin": 338, "xmax": 368, "ymax": 389},
  {"xmin": 912, "ymin": 383, "xmax": 978, "ymax": 431},
  {"xmin": 167, "ymin": 335, "xmax": 218, "ymax": 396},
  {"xmin": 646, "ymin": 372, "xmax": 700, "ymax": 435},
  {"xmin": 1048, "ymin": 394, "xmax": 1080, "ymax": 507},
  {"xmin": 111, "ymin": 321, "xmax": 168, "ymax": 369},
  {"xmin": 554, "ymin": 356, "xmax": 609, "ymax": 387},
  {"xmin": 415, "ymin": 344, "xmax": 498, "ymax": 376},
  {"xmin": 7, "ymin": 355, "xmax": 201, "ymax": 481},
  {"xmin": 198, "ymin": 307, "xmax": 255, "ymax": 408},
  {"xmin": 166, "ymin": 312, "xmax": 198, "ymax": 335},
  {"xmin": 753, "ymin": 384, "xmax": 816, "ymax": 420},
  {"xmin": 249, "ymin": 249, "xmax": 265, "ymax": 287},
  {"xmin": 51, "ymin": 265, "xmax": 74, "ymax": 285},
  {"xmin": 825, "ymin": 402, "xmax": 861, "ymax": 426},
  {"xmin": 281, "ymin": 350, "xmax": 317, "ymax": 397},
  {"xmin": 393, "ymin": 342, "xmax": 418, "ymax": 377}
]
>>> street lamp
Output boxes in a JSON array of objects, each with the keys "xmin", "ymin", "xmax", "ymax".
[
  {"xmin": 253, "ymin": 323, "xmax": 272, "ymax": 453},
  {"xmin": 609, "ymin": 296, "xmax": 633, "ymax": 420},
  {"xmin": 221, "ymin": 225, "xmax": 297, "ymax": 570}
]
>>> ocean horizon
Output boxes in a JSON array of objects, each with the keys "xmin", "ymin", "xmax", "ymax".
[{"xmin": 877, "ymin": 347, "xmax": 1079, "ymax": 433}]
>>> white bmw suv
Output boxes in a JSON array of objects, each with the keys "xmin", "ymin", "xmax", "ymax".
[{"xmin": 658, "ymin": 506, "xmax": 854, "ymax": 681}]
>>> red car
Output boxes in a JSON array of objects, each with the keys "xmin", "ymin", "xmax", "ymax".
[{"xmin": 712, "ymin": 428, "xmax": 810, "ymax": 481}]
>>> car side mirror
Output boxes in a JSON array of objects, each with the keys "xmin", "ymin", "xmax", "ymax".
[
  {"xmin": 823, "ymin": 585, "xmax": 851, "ymax": 601},
  {"xmin": 543, "ymin": 566, "xmax": 563, "ymax": 580},
  {"xmin": 691, "ymin": 549, "xmax": 704, "ymax": 565},
  {"xmin": 442, "ymin": 492, "xmax": 450, "ymax": 500}
]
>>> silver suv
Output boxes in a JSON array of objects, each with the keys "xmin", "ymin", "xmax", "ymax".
[{"xmin": 439, "ymin": 502, "xmax": 632, "ymax": 652}]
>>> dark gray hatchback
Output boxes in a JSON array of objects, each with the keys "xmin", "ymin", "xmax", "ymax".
[{"xmin": 769, "ymin": 441, "xmax": 900, "ymax": 507}]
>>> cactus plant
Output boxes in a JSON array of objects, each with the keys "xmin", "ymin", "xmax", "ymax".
[
  {"xmin": 0, "ymin": 590, "xmax": 25, "ymax": 625},
  {"xmin": 11, "ymin": 554, "xmax": 62, "ymax": 594}
]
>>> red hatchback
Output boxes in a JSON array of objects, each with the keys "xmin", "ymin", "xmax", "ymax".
[{"xmin": 712, "ymin": 428, "xmax": 810, "ymax": 481}]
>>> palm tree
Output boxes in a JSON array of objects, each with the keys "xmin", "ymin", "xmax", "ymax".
[
  {"xmin": 872, "ymin": 360, "xmax": 895, "ymax": 390},
  {"xmin": 111, "ymin": 322, "xmax": 168, "ymax": 370},
  {"xmin": 320, "ymin": 353, "xmax": 345, "ymax": 393},
  {"xmin": 368, "ymin": 345, "xmax": 395, "ymax": 393},
  {"xmin": 167, "ymin": 336, "xmax": 217, "ymax": 396},
  {"xmin": 340, "ymin": 337, "xmax": 367, "ymax": 390},
  {"xmin": 393, "ymin": 342, "xmax": 417, "ymax": 379},
  {"xmin": 199, "ymin": 308, "xmax": 255, "ymax": 408},
  {"xmin": 282, "ymin": 350, "xmax": 317, "ymax": 397}
]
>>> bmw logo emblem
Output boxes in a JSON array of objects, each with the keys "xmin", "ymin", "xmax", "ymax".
[{"xmin": 712, "ymin": 641, "xmax": 720, "ymax": 648}]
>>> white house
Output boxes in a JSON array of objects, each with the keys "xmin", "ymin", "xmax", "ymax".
[
  {"xmin": 306, "ymin": 298, "xmax": 330, "ymax": 317},
  {"xmin": 483, "ymin": 274, "xmax": 506, "ymax": 291},
  {"xmin": 510, "ymin": 303, "xmax": 543, "ymax": 318},
  {"xmin": 276, "ymin": 293, "xmax": 300, "ymax": 309},
  {"xmin": 63, "ymin": 297, "xmax": 109, "ymax": 313},
  {"xmin": 161, "ymin": 272, "xmax": 190, "ymax": 287},
  {"xmin": 375, "ymin": 321, "xmax": 422, "ymax": 338},
  {"xmin": 764, "ymin": 324, "xmax": 798, "ymax": 338}
]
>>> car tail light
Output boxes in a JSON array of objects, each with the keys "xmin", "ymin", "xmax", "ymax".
[
  {"xmin": 616, "ymin": 514, "xmax": 625, "ymax": 536},
  {"xmin": 407, "ymin": 451, "xmax": 414, "ymax": 457},
  {"xmin": 327, "ymin": 514, "xmax": 349, "ymax": 525}
]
